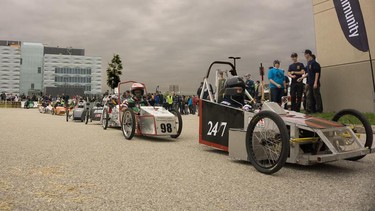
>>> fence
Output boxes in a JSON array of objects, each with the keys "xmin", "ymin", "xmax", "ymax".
[{"xmin": 0, "ymin": 101, "xmax": 22, "ymax": 108}]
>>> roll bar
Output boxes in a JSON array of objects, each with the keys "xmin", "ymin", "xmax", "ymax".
[
  {"xmin": 201, "ymin": 61, "xmax": 255, "ymax": 104},
  {"xmin": 205, "ymin": 61, "xmax": 237, "ymax": 78}
]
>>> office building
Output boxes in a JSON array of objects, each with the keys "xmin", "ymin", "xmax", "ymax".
[
  {"xmin": 0, "ymin": 40, "xmax": 102, "ymax": 96},
  {"xmin": 0, "ymin": 41, "xmax": 21, "ymax": 94},
  {"xmin": 312, "ymin": 0, "xmax": 374, "ymax": 112}
]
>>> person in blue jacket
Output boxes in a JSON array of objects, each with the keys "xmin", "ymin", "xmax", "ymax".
[{"xmin": 268, "ymin": 60, "xmax": 286, "ymax": 106}]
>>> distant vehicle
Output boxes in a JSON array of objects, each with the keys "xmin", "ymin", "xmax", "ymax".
[{"xmin": 84, "ymin": 101, "xmax": 104, "ymax": 124}]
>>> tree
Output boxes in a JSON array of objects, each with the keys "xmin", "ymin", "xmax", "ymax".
[{"xmin": 106, "ymin": 54, "xmax": 123, "ymax": 90}]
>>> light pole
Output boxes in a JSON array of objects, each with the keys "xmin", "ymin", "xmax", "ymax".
[{"xmin": 228, "ymin": 56, "xmax": 241, "ymax": 71}]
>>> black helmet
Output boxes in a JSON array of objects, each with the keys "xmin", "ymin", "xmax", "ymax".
[{"xmin": 224, "ymin": 76, "xmax": 245, "ymax": 90}]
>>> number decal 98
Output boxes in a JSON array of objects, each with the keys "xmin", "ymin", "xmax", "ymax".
[{"xmin": 160, "ymin": 123, "xmax": 172, "ymax": 133}]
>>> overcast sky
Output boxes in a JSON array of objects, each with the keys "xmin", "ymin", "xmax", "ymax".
[{"xmin": 2, "ymin": 0, "xmax": 316, "ymax": 93}]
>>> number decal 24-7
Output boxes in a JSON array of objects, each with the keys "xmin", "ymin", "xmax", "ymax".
[{"xmin": 207, "ymin": 121, "xmax": 227, "ymax": 137}]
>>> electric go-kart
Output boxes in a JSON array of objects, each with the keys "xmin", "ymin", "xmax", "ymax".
[
  {"xmin": 67, "ymin": 99, "xmax": 87, "ymax": 122},
  {"xmin": 51, "ymin": 101, "xmax": 69, "ymax": 115},
  {"xmin": 102, "ymin": 81, "xmax": 183, "ymax": 140},
  {"xmin": 38, "ymin": 101, "xmax": 53, "ymax": 114},
  {"xmin": 199, "ymin": 61, "xmax": 374, "ymax": 174},
  {"xmin": 84, "ymin": 100, "xmax": 104, "ymax": 124},
  {"xmin": 101, "ymin": 93, "xmax": 122, "ymax": 129},
  {"xmin": 24, "ymin": 99, "xmax": 35, "ymax": 109}
]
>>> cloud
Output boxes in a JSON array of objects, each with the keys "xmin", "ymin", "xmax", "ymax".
[{"xmin": 1, "ymin": 0, "xmax": 316, "ymax": 93}]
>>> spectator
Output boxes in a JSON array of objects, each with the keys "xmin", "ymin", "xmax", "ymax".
[
  {"xmin": 192, "ymin": 95, "xmax": 198, "ymax": 115},
  {"xmin": 288, "ymin": 53, "xmax": 305, "ymax": 112},
  {"xmin": 299, "ymin": 50, "xmax": 323, "ymax": 113},
  {"xmin": 244, "ymin": 73, "xmax": 255, "ymax": 98},
  {"xmin": 155, "ymin": 92, "xmax": 160, "ymax": 106},
  {"xmin": 197, "ymin": 81, "xmax": 214, "ymax": 100},
  {"xmin": 184, "ymin": 96, "xmax": 189, "ymax": 114},
  {"xmin": 268, "ymin": 60, "xmax": 286, "ymax": 106},
  {"xmin": 217, "ymin": 70, "xmax": 227, "ymax": 103},
  {"xmin": 166, "ymin": 93, "xmax": 173, "ymax": 110},
  {"xmin": 180, "ymin": 95, "xmax": 186, "ymax": 114},
  {"xmin": 254, "ymin": 80, "xmax": 263, "ymax": 103},
  {"xmin": 188, "ymin": 96, "xmax": 193, "ymax": 114},
  {"xmin": 173, "ymin": 93, "xmax": 179, "ymax": 111},
  {"xmin": 159, "ymin": 92, "xmax": 164, "ymax": 107}
]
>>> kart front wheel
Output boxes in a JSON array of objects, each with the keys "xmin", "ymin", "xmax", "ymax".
[
  {"xmin": 102, "ymin": 108, "xmax": 109, "ymax": 130},
  {"xmin": 246, "ymin": 110, "xmax": 290, "ymax": 175},
  {"xmin": 122, "ymin": 108, "xmax": 136, "ymax": 140},
  {"xmin": 170, "ymin": 109, "xmax": 183, "ymax": 138},
  {"xmin": 332, "ymin": 109, "xmax": 373, "ymax": 161}
]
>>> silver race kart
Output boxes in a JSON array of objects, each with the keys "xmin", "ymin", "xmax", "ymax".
[{"xmin": 199, "ymin": 61, "xmax": 374, "ymax": 174}]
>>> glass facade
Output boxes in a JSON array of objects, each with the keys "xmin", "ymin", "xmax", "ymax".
[
  {"xmin": 19, "ymin": 42, "xmax": 44, "ymax": 95},
  {"xmin": 54, "ymin": 67, "xmax": 91, "ymax": 75},
  {"xmin": 44, "ymin": 54, "xmax": 101, "ymax": 95}
]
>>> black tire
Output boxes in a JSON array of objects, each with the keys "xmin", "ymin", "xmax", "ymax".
[
  {"xmin": 121, "ymin": 108, "xmax": 136, "ymax": 140},
  {"xmin": 85, "ymin": 109, "xmax": 89, "ymax": 124},
  {"xmin": 246, "ymin": 110, "xmax": 290, "ymax": 175},
  {"xmin": 170, "ymin": 109, "xmax": 183, "ymax": 138},
  {"xmin": 102, "ymin": 108, "xmax": 109, "ymax": 130},
  {"xmin": 332, "ymin": 109, "xmax": 373, "ymax": 161},
  {"xmin": 66, "ymin": 109, "xmax": 69, "ymax": 122}
]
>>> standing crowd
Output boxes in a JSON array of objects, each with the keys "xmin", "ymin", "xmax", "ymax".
[{"xmin": 268, "ymin": 49, "xmax": 322, "ymax": 114}]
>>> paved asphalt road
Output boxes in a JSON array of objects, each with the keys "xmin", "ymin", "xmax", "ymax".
[{"xmin": 0, "ymin": 108, "xmax": 374, "ymax": 210}]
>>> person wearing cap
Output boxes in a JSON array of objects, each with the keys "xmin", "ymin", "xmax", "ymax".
[
  {"xmin": 268, "ymin": 60, "xmax": 286, "ymax": 106},
  {"xmin": 298, "ymin": 49, "xmax": 323, "ymax": 113},
  {"xmin": 288, "ymin": 53, "xmax": 305, "ymax": 112},
  {"xmin": 244, "ymin": 73, "xmax": 255, "ymax": 98}
]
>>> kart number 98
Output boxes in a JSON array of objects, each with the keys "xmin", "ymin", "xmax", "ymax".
[{"xmin": 160, "ymin": 123, "xmax": 172, "ymax": 133}]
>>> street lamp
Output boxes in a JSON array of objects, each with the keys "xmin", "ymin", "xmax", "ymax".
[{"xmin": 228, "ymin": 56, "xmax": 241, "ymax": 71}]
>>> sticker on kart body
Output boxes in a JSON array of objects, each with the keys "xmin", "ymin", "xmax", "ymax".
[
  {"xmin": 207, "ymin": 121, "xmax": 227, "ymax": 137},
  {"xmin": 201, "ymin": 100, "xmax": 244, "ymax": 147}
]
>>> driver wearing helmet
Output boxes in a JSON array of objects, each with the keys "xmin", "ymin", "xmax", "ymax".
[
  {"xmin": 124, "ymin": 83, "xmax": 149, "ymax": 113},
  {"xmin": 221, "ymin": 76, "xmax": 252, "ymax": 111}
]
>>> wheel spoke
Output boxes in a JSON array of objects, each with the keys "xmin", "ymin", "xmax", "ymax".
[{"xmin": 251, "ymin": 117, "xmax": 282, "ymax": 168}]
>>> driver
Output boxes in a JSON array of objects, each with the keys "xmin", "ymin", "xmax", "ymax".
[
  {"xmin": 221, "ymin": 76, "xmax": 252, "ymax": 111},
  {"xmin": 125, "ymin": 83, "xmax": 149, "ymax": 113}
]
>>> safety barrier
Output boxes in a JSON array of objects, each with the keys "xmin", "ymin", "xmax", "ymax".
[{"xmin": 0, "ymin": 101, "xmax": 22, "ymax": 108}]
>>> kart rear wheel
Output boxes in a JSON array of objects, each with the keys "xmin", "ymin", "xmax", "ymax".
[
  {"xmin": 246, "ymin": 110, "xmax": 290, "ymax": 175},
  {"xmin": 170, "ymin": 109, "xmax": 183, "ymax": 138},
  {"xmin": 332, "ymin": 109, "xmax": 373, "ymax": 161},
  {"xmin": 85, "ymin": 109, "xmax": 89, "ymax": 124},
  {"xmin": 102, "ymin": 108, "xmax": 109, "ymax": 130},
  {"xmin": 122, "ymin": 108, "xmax": 135, "ymax": 140}
]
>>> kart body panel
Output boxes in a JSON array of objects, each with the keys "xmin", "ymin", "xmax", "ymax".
[
  {"xmin": 138, "ymin": 106, "xmax": 177, "ymax": 136},
  {"xmin": 199, "ymin": 99, "xmax": 374, "ymax": 165}
]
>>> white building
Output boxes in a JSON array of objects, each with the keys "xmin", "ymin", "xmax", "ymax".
[
  {"xmin": 43, "ymin": 51, "xmax": 102, "ymax": 95},
  {"xmin": 0, "ymin": 40, "xmax": 102, "ymax": 96},
  {"xmin": 0, "ymin": 41, "xmax": 21, "ymax": 94}
]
